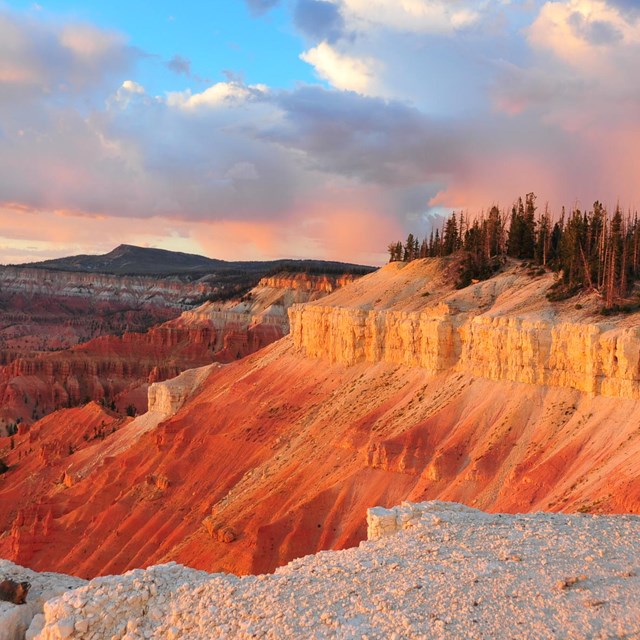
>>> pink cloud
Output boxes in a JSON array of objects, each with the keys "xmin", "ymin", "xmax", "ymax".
[{"xmin": 2, "ymin": 2, "xmax": 640, "ymax": 266}]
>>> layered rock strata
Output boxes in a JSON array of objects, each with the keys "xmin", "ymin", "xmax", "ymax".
[
  {"xmin": 289, "ymin": 266, "xmax": 640, "ymax": 399},
  {"xmin": 0, "ymin": 267, "xmax": 213, "ymax": 307},
  {"xmin": 0, "ymin": 272, "xmax": 356, "ymax": 431},
  {"xmin": 1, "ymin": 259, "xmax": 640, "ymax": 580}
]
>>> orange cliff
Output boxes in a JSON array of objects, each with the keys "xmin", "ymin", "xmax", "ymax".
[
  {"xmin": 0, "ymin": 272, "xmax": 358, "ymax": 432},
  {"xmin": 1, "ymin": 259, "xmax": 639, "ymax": 580}
]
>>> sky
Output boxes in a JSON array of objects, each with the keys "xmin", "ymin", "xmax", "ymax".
[{"xmin": 1, "ymin": 0, "xmax": 639, "ymax": 265}]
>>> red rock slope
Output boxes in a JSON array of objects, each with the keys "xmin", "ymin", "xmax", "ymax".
[{"xmin": 0, "ymin": 259, "xmax": 639, "ymax": 579}]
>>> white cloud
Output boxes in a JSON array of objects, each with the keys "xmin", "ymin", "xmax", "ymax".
[
  {"xmin": 336, "ymin": 0, "xmax": 482, "ymax": 34},
  {"xmin": 121, "ymin": 79, "xmax": 145, "ymax": 94},
  {"xmin": 528, "ymin": 0, "xmax": 640, "ymax": 70},
  {"xmin": 300, "ymin": 42, "xmax": 377, "ymax": 93},
  {"xmin": 166, "ymin": 81, "xmax": 267, "ymax": 109}
]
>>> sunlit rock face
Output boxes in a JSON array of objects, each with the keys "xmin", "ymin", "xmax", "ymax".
[
  {"xmin": 147, "ymin": 365, "xmax": 217, "ymax": 416},
  {"xmin": 289, "ymin": 304, "xmax": 458, "ymax": 370},
  {"xmin": 1, "ymin": 258, "xmax": 640, "ymax": 581},
  {"xmin": 290, "ymin": 261, "xmax": 640, "ymax": 399}
]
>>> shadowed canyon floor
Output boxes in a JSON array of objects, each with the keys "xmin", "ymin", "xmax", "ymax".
[{"xmin": 0, "ymin": 259, "xmax": 639, "ymax": 579}]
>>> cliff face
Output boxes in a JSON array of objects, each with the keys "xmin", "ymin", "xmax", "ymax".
[
  {"xmin": 257, "ymin": 273, "xmax": 357, "ymax": 293},
  {"xmin": 147, "ymin": 365, "xmax": 216, "ymax": 416},
  {"xmin": 0, "ymin": 266, "xmax": 213, "ymax": 307},
  {"xmin": 0, "ymin": 265, "xmax": 217, "ymax": 381},
  {"xmin": 289, "ymin": 307, "xmax": 640, "ymax": 399},
  {"xmin": 289, "ymin": 304, "xmax": 458, "ymax": 371},
  {"xmin": 2, "ymin": 259, "xmax": 640, "ymax": 581},
  {"xmin": 288, "ymin": 258, "xmax": 640, "ymax": 399}
]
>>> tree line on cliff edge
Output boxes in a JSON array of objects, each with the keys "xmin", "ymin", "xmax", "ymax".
[{"xmin": 388, "ymin": 193, "xmax": 640, "ymax": 311}]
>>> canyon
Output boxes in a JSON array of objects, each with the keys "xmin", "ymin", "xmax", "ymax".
[
  {"xmin": 0, "ymin": 270, "xmax": 357, "ymax": 432},
  {"xmin": 0, "ymin": 258, "xmax": 639, "ymax": 582},
  {"xmin": 0, "ymin": 267, "xmax": 195, "ymax": 357}
]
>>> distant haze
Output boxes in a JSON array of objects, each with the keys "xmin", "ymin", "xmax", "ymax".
[{"xmin": 0, "ymin": 1, "xmax": 638, "ymax": 265}]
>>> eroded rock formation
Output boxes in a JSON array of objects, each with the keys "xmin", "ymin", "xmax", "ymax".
[
  {"xmin": 288, "ymin": 259, "xmax": 640, "ymax": 399},
  {"xmin": 0, "ymin": 272, "xmax": 355, "ymax": 432},
  {"xmin": 1, "ymin": 259, "xmax": 639, "ymax": 580},
  {"xmin": 289, "ymin": 306, "xmax": 640, "ymax": 398}
]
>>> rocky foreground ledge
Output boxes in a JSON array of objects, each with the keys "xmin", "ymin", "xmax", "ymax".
[{"xmin": 3, "ymin": 502, "xmax": 639, "ymax": 640}]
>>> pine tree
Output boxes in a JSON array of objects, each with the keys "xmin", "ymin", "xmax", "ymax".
[
  {"xmin": 443, "ymin": 215, "xmax": 459, "ymax": 255},
  {"xmin": 404, "ymin": 234, "xmax": 416, "ymax": 261}
]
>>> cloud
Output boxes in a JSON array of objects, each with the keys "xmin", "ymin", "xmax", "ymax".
[
  {"xmin": 605, "ymin": 0, "xmax": 640, "ymax": 17},
  {"xmin": 567, "ymin": 12, "xmax": 623, "ymax": 45},
  {"xmin": 166, "ymin": 81, "xmax": 265, "ymax": 109},
  {"xmin": 166, "ymin": 54, "xmax": 191, "ymax": 76},
  {"xmin": 300, "ymin": 42, "xmax": 376, "ymax": 93},
  {"xmin": 0, "ymin": 10, "xmax": 136, "ymax": 98},
  {"xmin": 334, "ymin": 0, "xmax": 484, "ymax": 34},
  {"xmin": 266, "ymin": 86, "xmax": 457, "ymax": 186},
  {"xmin": 226, "ymin": 161, "xmax": 260, "ymax": 181},
  {"xmin": 528, "ymin": 0, "xmax": 640, "ymax": 69},
  {"xmin": 294, "ymin": 0, "xmax": 345, "ymax": 42},
  {"xmin": 2, "ymin": 2, "xmax": 640, "ymax": 266},
  {"xmin": 245, "ymin": 0, "xmax": 279, "ymax": 16}
]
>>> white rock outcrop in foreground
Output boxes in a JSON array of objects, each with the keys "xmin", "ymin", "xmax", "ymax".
[
  {"xmin": 24, "ymin": 502, "xmax": 640, "ymax": 639},
  {"xmin": 0, "ymin": 561, "xmax": 85, "ymax": 640}
]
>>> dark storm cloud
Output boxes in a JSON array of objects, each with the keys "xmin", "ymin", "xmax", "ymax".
[
  {"xmin": 245, "ymin": 0, "xmax": 280, "ymax": 16},
  {"xmin": 293, "ymin": 0, "xmax": 345, "ymax": 42}
]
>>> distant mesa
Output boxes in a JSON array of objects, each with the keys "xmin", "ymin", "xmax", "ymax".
[
  {"xmin": 13, "ymin": 244, "xmax": 376, "ymax": 277},
  {"xmin": 14, "ymin": 244, "xmax": 227, "ymax": 276}
]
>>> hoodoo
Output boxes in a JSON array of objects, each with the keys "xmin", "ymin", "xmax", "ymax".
[{"xmin": 0, "ymin": 271, "xmax": 358, "ymax": 431}]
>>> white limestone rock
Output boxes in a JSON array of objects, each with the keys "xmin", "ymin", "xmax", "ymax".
[
  {"xmin": 147, "ymin": 364, "xmax": 218, "ymax": 416},
  {"xmin": 23, "ymin": 501, "xmax": 640, "ymax": 639},
  {"xmin": 0, "ymin": 560, "xmax": 85, "ymax": 640}
]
